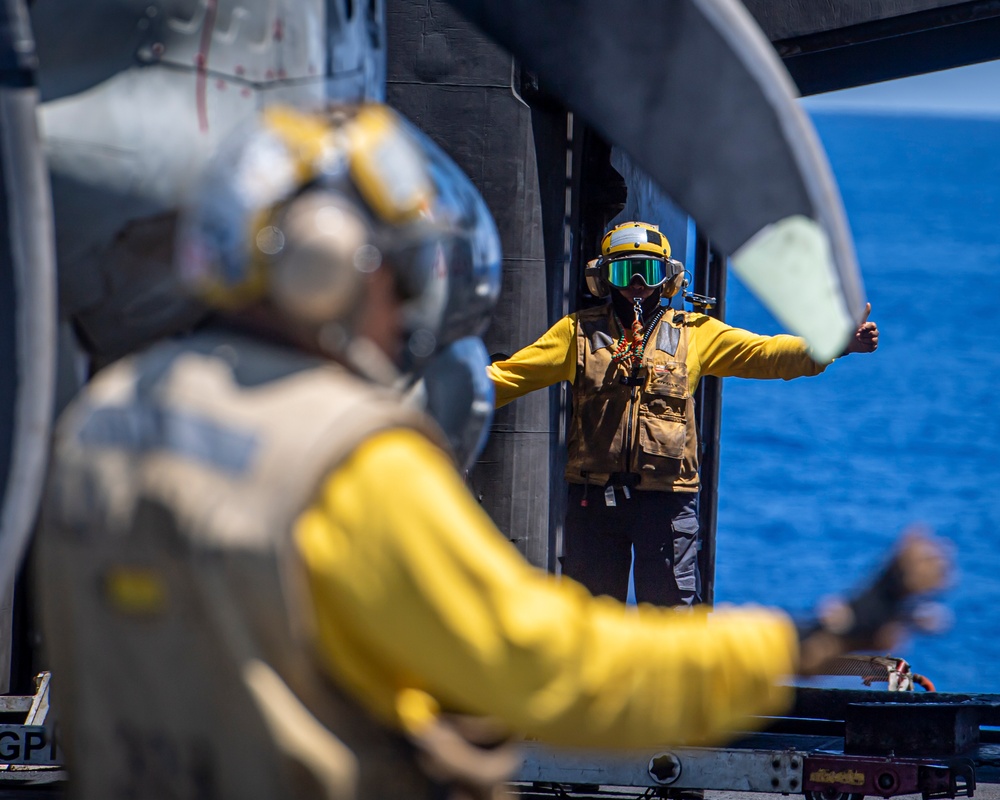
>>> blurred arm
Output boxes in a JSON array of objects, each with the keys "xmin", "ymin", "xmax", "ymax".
[{"xmin": 294, "ymin": 428, "xmax": 799, "ymax": 749}]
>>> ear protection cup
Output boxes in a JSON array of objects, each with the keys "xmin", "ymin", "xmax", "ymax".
[
  {"xmin": 661, "ymin": 258, "xmax": 687, "ymax": 298},
  {"xmin": 583, "ymin": 258, "xmax": 609, "ymax": 298},
  {"xmin": 661, "ymin": 274, "xmax": 683, "ymax": 299},
  {"xmin": 266, "ymin": 191, "xmax": 378, "ymax": 325}
]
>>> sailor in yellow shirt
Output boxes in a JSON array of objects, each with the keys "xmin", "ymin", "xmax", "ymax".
[
  {"xmin": 488, "ymin": 221, "xmax": 880, "ymax": 607},
  {"xmin": 38, "ymin": 107, "xmax": 939, "ymax": 800}
]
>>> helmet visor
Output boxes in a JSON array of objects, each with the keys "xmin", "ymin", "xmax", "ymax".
[{"xmin": 606, "ymin": 257, "xmax": 669, "ymax": 288}]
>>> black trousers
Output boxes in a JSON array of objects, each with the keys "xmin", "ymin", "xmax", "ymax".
[{"xmin": 562, "ymin": 484, "xmax": 701, "ymax": 606}]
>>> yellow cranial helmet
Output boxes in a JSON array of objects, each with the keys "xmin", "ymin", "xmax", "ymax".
[
  {"xmin": 600, "ymin": 220, "xmax": 671, "ymax": 260},
  {"xmin": 585, "ymin": 221, "xmax": 685, "ymax": 298}
]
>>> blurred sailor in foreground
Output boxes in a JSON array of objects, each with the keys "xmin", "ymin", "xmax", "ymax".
[{"xmin": 36, "ymin": 104, "xmax": 949, "ymax": 800}]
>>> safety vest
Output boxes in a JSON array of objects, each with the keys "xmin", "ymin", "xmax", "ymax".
[
  {"xmin": 565, "ymin": 304, "xmax": 700, "ymax": 492},
  {"xmin": 36, "ymin": 331, "xmax": 487, "ymax": 800}
]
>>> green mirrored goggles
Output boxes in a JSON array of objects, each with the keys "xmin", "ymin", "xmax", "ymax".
[{"xmin": 605, "ymin": 257, "xmax": 669, "ymax": 288}]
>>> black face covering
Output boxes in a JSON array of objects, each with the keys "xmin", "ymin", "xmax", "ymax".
[{"xmin": 609, "ymin": 286, "xmax": 663, "ymax": 328}]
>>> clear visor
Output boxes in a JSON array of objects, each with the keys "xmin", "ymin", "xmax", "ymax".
[
  {"xmin": 606, "ymin": 257, "xmax": 669, "ymax": 288},
  {"xmin": 403, "ymin": 337, "xmax": 495, "ymax": 472}
]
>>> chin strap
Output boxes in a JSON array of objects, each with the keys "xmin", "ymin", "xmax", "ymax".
[{"xmin": 631, "ymin": 297, "xmax": 644, "ymax": 340}]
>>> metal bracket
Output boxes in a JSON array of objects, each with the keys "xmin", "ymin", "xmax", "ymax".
[
  {"xmin": 517, "ymin": 741, "xmax": 806, "ymax": 792},
  {"xmin": 803, "ymin": 752, "xmax": 977, "ymax": 799},
  {"xmin": 0, "ymin": 671, "xmax": 65, "ymax": 782},
  {"xmin": 684, "ymin": 291, "xmax": 717, "ymax": 310}
]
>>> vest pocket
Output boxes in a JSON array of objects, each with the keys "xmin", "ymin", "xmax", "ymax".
[
  {"xmin": 645, "ymin": 361, "xmax": 685, "ymax": 396},
  {"xmin": 642, "ymin": 361, "xmax": 687, "ymax": 423},
  {"xmin": 636, "ymin": 359, "xmax": 688, "ymax": 465},
  {"xmin": 636, "ymin": 410, "xmax": 686, "ymax": 460}
]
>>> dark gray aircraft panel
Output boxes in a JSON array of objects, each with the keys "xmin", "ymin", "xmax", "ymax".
[
  {"xmin": 741, "ymin": 1, "xmax": 1000, "ymax": 95},
  {"xmin": 0, "ymin": 0, "xmax": 56, "ymax": 648},
  {"xmin": 31, "ymin": 0, "xmax": 386, "ymax": 103},
  {"xmin": 745, "ymin": 0, "xmax": 968, "ymax": 40}
]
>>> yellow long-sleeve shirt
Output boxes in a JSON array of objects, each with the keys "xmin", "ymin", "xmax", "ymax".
[
  {"xmin": 487, "ymin": 311, "xmax": 827, "ymax": 408},
  {"xmin": 294, "ymin": 427, "xmax": 799, "ymax": 750}
]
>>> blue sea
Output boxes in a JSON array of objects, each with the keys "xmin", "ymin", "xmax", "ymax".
[{"xmin": 715, "ymin": 111, "xmax": 1000, "ymax": 693}]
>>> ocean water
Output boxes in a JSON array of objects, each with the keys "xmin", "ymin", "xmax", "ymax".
[{"xmin": 715, "ymin": 111, "xmax": 1000, "ymax": 693}]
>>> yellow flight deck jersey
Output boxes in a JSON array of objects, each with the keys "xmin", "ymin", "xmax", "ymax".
[
  {"xmin": 487, "ymin": 310, "xmax": 827, "ymax": 409},
  {"xmin": 294, "ymin": 427, "xmax": 799, "ymax": 750}
]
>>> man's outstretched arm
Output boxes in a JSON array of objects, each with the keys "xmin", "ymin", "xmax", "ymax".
[{"xmin": 486, "ymin": 315, "xmax": 577, "ymax": 407}]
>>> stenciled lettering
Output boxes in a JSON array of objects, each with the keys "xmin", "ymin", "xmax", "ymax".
[
  {"xmin": 0, "ymin": 730, "xmax": 20, "ymax": 760},
  {"xmin": 810, "ymin": 768, "xmax": 866, "ymax": 786},
  {"xmin": 0, "ymin": 726, "xmax": 61, "ymax": 765}
]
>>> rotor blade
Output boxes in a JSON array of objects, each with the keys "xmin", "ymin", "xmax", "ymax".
[
  {"xmin": 446, "ymin": 0, "xmax": 864, "ymax": 360},
  {"xmin": 0, "ymin": 0, "xmax": 57, "ymax": 601}
]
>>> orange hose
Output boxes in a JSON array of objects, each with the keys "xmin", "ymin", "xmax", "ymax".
[{"xmin": 913, "ymin": 673, "xmax": 936, "ymax": 692}]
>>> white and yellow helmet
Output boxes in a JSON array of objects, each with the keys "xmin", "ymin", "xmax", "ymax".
[{"xmin": 176, "ymin": 103, "xmax": 502, "ymax": 368}]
